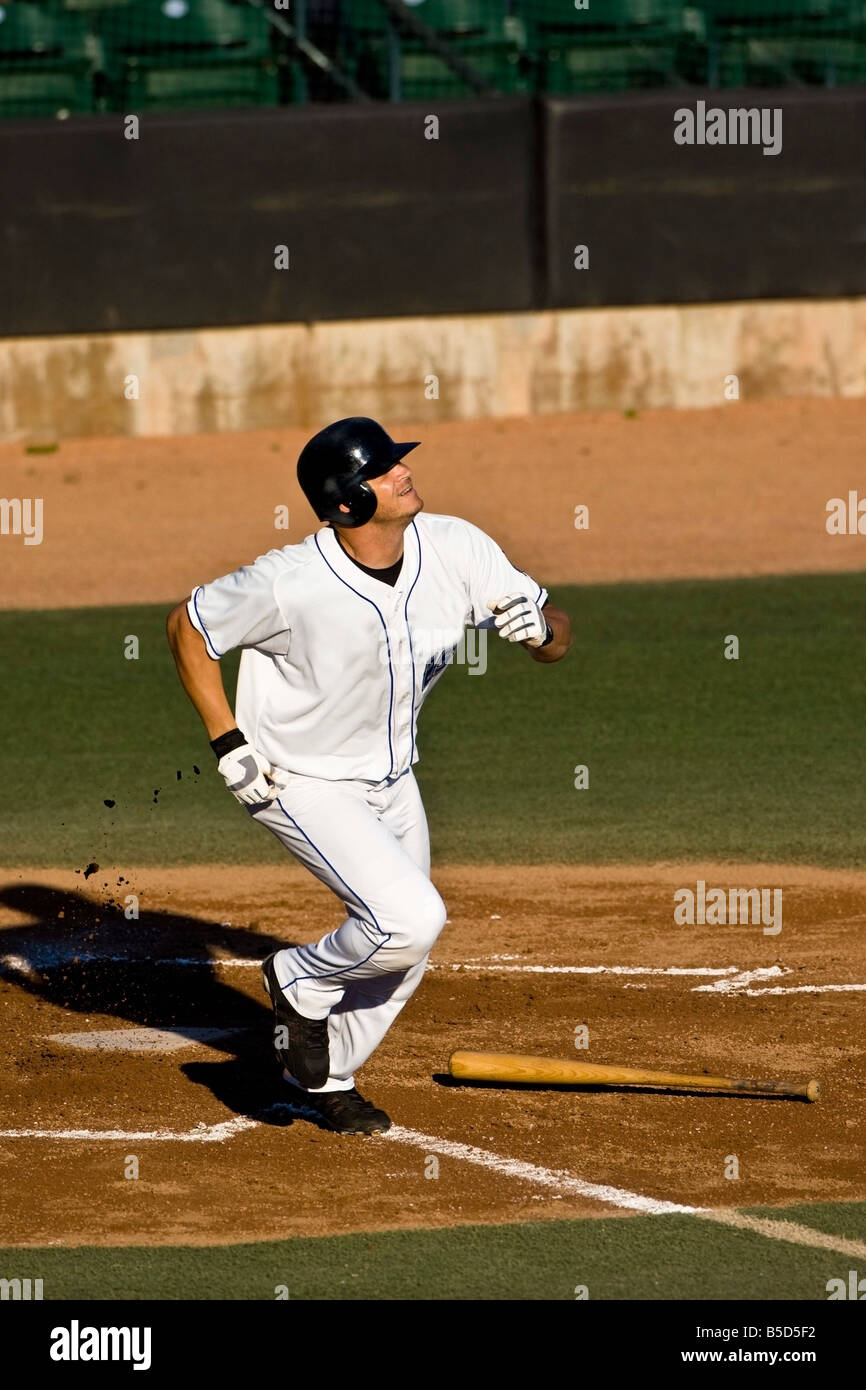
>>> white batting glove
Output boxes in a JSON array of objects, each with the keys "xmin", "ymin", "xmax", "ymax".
[
  {"xmin": 488, "ymin": 594, "xmax": 550, "ymax": 648},
  {"xmin": 217, "ymin": 741, "xmax": 279, "ymax": 809}
]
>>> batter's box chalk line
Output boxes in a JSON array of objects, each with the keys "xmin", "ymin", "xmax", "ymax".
[
  {"xmin": 5, "ymin": 952, "xmax": 862, "ymax": 998},
  {"xmin": 5, "ymin": 950, "xmax": 862, "ymax": 1002},
  {"xmin": 0, "ymin": 956, "xmax": 778, "ymax": 979}
]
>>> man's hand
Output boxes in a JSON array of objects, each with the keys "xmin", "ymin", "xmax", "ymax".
[
  {"xmin": 488, "ymin": 594, "xmax": 550, "ymax": 648},
  {"xmin": 217, "ymin": 741, "xmax": 280, "ymax": 809},
  {"xmin": 166, "ymin": 607, "xmax": 286, "ymax": 807}
]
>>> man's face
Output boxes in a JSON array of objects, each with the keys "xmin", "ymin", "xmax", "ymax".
[{"xmin": 364, "ymin": 462, "xmax": 424, "ymax": 523}]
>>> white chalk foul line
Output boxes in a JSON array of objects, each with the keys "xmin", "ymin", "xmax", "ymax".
[
  {"xmin": 0, "ymin": 1110, "xmax": 706, "ymax": 1214},
  {"xmin": 382, "ymin": 1127, "xmax": 866, "ymax": 1259},
  {"xmin": 702, "ymin": 1210, "xmax": 866, "ymax": 1260},
  {"xmin": 0, "ymin": 1116, "xmax": 258, "ymax": 1143},
  {"xmin": 2, "ymin": 1107, "xmax": 863, "ymax": 1258},
  {"xmin": 383, "ymin": 1126, "xmax": 698, "ymax": 1215}
]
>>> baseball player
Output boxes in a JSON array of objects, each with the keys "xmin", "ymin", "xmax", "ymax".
[{"xmin": 166, "ymin": 417, "xmax": 571, "ymax": 1134}]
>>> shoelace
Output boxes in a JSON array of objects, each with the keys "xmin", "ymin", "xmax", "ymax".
[
  {"xmin": 305, "ymin": 1017, "xmax": 329, "ymax": 1048},
  {"xmin": 329, "ymin": 1089, "xmax": 373, "ymax": 1114}
]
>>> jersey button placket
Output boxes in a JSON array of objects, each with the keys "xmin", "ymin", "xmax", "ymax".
[{"xmin": 391, "ymin": 599, "xmax": 412, "ymax": 769}]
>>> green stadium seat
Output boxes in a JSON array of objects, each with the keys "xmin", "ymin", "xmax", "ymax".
[
  {"xmin": 127, "ymin": 58, "xmax": 277, "ymax": 105},
  {"xmin": 59, "ymin": 0, "xmax": 133, "ymax": 12},
  {"xmin": 530, "ymin": 0, "xmax": 680, "ymax": 24},
  {"xmin": 96, "ymin": 0, "xmax": 279, "ymax": 110},
  {"xmin": 4, "ymin": 0, "xmax": 865, "ymax": 112},
  {"xmin": 356, "ymin": 0, "xmax": 529, "ymax": 100},
  {"xmin": 0, "ymin": 3, "xmax": 93, "ymax": 115},
  {"xmin": 352, "ymin": 0, "xmax": 513, "ymax": 38},
  {"xmin": 522, "ymin": 0, "xmax": 702, "ymax": 94},
  {"xmin": 709, "ymin": 0, "xmax": 842, "ymax": 17},
  {"xmin": 704, "ymin": 0, "xmax": 865, "ymax": 87}
]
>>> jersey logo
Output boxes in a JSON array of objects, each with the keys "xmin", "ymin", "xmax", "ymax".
[{"xmin": 422, "ymin": 646, "xmax": 457, "ymax": 690}]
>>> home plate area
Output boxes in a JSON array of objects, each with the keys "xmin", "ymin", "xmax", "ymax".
[{"xmin": 0, "ymin": 863, "xmax": 864, "ymax": 1255}]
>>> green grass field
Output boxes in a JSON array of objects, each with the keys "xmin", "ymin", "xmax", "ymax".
[
  {"xmin": 2, "ymin": 571, "xmax": 864, "ymax": 1302},
  {"xmin": 2, "ymin": 1202, "xmax": 863, "ymax": 1300},
  {"xmin": 1, "ymin": 572, "xmax": 864, "ymax": 866}
]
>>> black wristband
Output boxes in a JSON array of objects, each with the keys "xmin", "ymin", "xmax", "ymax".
[
  {"xmin": 210, "ymin": 728, "xmax": 247, "ymax": 760},
  {"xmin": 538, "ymin": 622, "xmax": 555, "ymax": 649}
]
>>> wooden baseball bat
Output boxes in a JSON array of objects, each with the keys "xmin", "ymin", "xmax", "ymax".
[{"xmin": 448, "ymin": 1050, "xmax": 820, "ymax": 1102}]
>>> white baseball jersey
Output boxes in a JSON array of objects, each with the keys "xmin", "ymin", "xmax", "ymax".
[{"xmin": 187, "ymin": 512, "xmax": 547, "ymax": 783}]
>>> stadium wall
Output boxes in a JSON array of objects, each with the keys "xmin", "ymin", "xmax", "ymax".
[
  {"xmin": 2, "ymin": 87, "xmax": 864, "ymax": 439},
  {"xmin": 2, "ymin": 296, "xmax": 865, "ymax": 442}
]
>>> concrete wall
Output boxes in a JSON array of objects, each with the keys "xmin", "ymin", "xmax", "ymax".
[{"xmin": 2, "ymin": 296, "xmax": 865, "ymax": 443}]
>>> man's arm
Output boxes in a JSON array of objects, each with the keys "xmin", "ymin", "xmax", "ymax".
[
  {"xmin": 526, "ymin": 603, "xmax": 571, "ymax": 664},
  {"xmin": 167, "ymin": 597, "xmax": 283, "ymax": 811},
  {"xmin": 165, "ymin": 600, "xmax": 237, "ymax": 740}
]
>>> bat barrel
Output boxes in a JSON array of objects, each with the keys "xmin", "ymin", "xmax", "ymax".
[
  {"xmin": 448, "ymin": 1051, "xmax": 819, "ymax": 1102},
  {"xmin": 730, "ymin": 1076, "xmax": 820, "ymax": 1102}
]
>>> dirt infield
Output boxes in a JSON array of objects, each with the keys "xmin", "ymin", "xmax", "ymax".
[
  {"xmin": 3, "ymin": 397, "xmax": 866, "ymax": 610},
  {"xmin": 1, "ymin": 864, "xmax": 864, "ymax": 1247},
  {"xmin": 2, "ymin": 399, "xmax": 865, "ymax": 1261}
]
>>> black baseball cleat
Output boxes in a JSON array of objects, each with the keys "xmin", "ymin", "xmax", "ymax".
[
  {"xmin": 282, "ymin": 1076, "xmax": 392, "ymax": 1135},
  {"xmin": 261, "ymin": 952, "xmax": 330, "ymax": 1089}
]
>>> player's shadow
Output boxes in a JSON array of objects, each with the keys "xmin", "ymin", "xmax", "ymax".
[{"xmin": 0, "ymin": 880, "xmax": 314, "ymax": 1126}]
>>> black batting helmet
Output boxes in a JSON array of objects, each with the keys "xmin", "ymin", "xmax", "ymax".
[{"xmin": 296, "ymin": 417, "xmax": 420, "ymax": 528}]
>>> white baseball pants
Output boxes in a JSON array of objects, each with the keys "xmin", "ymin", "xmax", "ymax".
[{"xmin": 252, "ymin": 768, "xmax": 446, "ymax": 1093}]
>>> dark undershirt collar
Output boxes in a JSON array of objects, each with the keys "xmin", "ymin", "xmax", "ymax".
[{"xmin": 334, "ymin": 531, "xmax": 404, "ymax": 587}]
